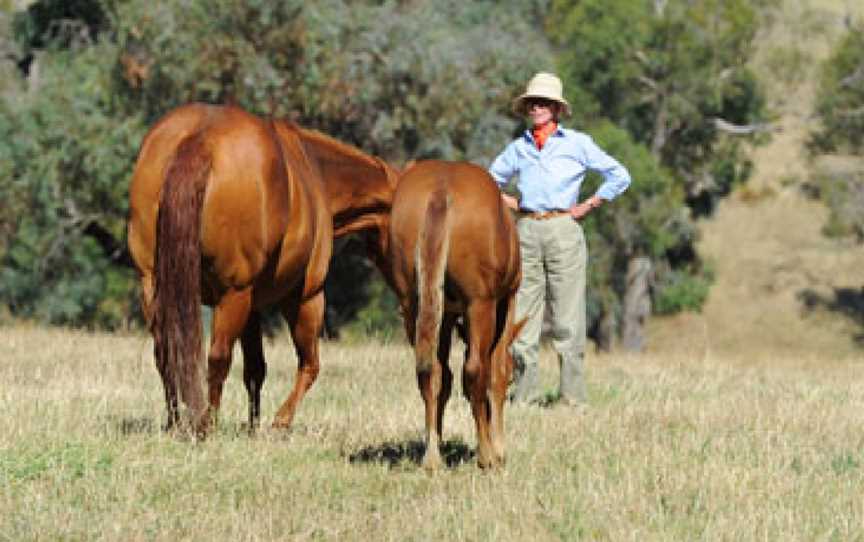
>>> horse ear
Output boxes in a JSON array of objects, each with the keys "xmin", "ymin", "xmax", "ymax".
[{"xmin": 510, "ymin": 317, "xmax": 528, "ymax": 345}]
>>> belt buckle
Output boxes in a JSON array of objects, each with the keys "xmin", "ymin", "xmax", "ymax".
[
  {"xmin": 518, "ymin": 209, "xmax": 567, "ymax": 220},
  {"xmin": 538, "ymin": 210, "xmax": 566, "ymax": 220}
]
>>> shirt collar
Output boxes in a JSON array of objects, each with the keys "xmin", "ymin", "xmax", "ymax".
[{"xmin": 523, "ymin": 124, "xmax": 565, "ymax": 142}]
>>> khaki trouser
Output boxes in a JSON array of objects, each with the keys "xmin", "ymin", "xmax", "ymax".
[{"xmin": 510, "ymin": 214, "xmax": 587, "ymax": 404}]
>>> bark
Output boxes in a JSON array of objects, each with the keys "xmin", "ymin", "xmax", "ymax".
[{"xmin": 621, "ymin": 256, "xmax": 653, "ymax": 352}]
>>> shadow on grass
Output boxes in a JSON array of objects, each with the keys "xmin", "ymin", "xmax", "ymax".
[
  {"xmin": 798, "ymin": 287, "xmax": 864, "ymax": 345},
  {"xmin": 348, "ymin": 439, "xmax": 474, "ymax": 469},
  {"xmin": 114, "ymin": 416, "xmax": 159, "ymax": 436}
]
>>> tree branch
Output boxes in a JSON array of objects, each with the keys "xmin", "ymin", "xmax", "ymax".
[
  {"xmin": 835, "ymin": 106, "xmax": 864, "ymax": 118},
  {"xmin": 840, "ymin": 65, "xmax": 864, "ymax": 88},
  {"xmin": 82, "ymin": 221, "xmax": 134, "ymax": 268},
  {"xmin": 712, "ymin": 117, "xmax": 776, "ymax": 135}
]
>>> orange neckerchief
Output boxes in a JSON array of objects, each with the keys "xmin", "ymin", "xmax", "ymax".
[{"xmin": 532, "ymin": 122, "xmax": 558, "ymax": 150}]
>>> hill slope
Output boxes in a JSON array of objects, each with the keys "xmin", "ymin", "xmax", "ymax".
[{"xmin": 647, "ymin": 0, "xmax": 864, "ymax": 362}]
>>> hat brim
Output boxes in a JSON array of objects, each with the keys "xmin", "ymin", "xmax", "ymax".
[{"xmin": 512, "ymin": 94, "xmax": 571, "ymax": 117}]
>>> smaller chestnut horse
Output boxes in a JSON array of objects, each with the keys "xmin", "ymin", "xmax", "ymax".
[
  {"xmin": 384, "ymin": 160, "xmax": 525, "ymax": 469},
  {"xmin": 127, "ymin": 103, "xmax": 396, "ymax": 434}
]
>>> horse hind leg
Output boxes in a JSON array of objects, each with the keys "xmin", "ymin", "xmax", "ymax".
[
  {"xmin": 273, "ymin": 291, "xmax": 324, "ymax": 430},
  {"xmin": 240, "ymin": 311, "xmax": 266, "ymax": 431},
  {"xmin": 463, "ymin": 299, "xmax": 497, "ymax": 469},
  {"xmin": 206, "ymin": 287, "xmax": 253, "ymax": 433},
  {"xmin": 436, "ymin": 313, "xmax": 456, "ymax": 439},
  {"xmin": 417, "ymin": 313, "xmax": 456, "ymax": 470}
]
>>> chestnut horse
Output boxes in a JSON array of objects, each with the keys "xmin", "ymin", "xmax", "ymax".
[
  {"xmin": 127, "ymin": 103, "xmax": 396, "ymax": 434},
  {"xmin": 383, "ymin": 160, "xmax": 525, "ymax": 469}
]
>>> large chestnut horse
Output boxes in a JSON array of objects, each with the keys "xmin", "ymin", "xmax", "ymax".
[
  {"xmin": 127, "ymin": 103, "xmax": 396, "ymax": 434},
  {"xmin": 383, "ymin": 160, "xmax": 525, "ymax": 469}
]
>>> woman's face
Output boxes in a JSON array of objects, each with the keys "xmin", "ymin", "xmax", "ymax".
[{"xmin": 526, "ymin": 98, "xmax": 558, "ymax": 127}]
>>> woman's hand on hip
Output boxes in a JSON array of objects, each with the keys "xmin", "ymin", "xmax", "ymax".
[
  {"xmin": 501, "ymin": 193, "xmax": 519, "ymax": 211},
  {"xmin": 570, "ymin": 196, "xmax": 602, "ymax": 220}
]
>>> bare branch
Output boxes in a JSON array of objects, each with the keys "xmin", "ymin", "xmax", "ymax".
[
  {"xmin": 634, "ymin": 50, "xmax": 651, "ymax": 67},
  {"xmin": 637, "ymin": 75, "xmax": 659, "ymax": 91},
  {"xmin": 712, "ymin": 118, "xmax": 777, "ymax": 135},
  {"xmin": 839, "ymin": 65, "xmax": 864, "ymax": 88},
  {"xmin": 835, "ymin": 106, "xmax": 864, "ymax": 118}
]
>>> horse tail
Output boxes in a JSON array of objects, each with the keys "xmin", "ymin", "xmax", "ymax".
[
  {"xmin": 414, "ymin": 186, "xmax": 452, "ymax": 373},
  {"xmin": 151, "ymin": 134, "xmax": 211, "ymax": 425}
]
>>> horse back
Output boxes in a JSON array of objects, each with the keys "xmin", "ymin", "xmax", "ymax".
[
  {"xmin": 128, "ymin": 103, "xmax": 213, "ymax": 279},
  {"xmin": 392, "ymin": 160, "xmax": 520, "ymax": 303},
  {"xmin": 128, "ymin": 104, "xmax": 329, "ymax": 305}
]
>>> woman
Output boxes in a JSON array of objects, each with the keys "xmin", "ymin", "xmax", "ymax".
[{"xmin": 488, "ymin": 72, "xmax": 631, "ymax": 406}]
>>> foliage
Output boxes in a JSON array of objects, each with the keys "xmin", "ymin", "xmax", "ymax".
[
  {"xmin": 0, "ymin": 31, "xmax": 144, "ymax": 327},
  {"xmin": 810, "ymin": 168, "xmax": 864, "ymax": 242},
  {"xmin": 653, "ymin": 265, "xmax": 714, "ymax": 314},
  {"xmin": 579, "ymin": 121, "xmax": 708, "ymax": 326},
  {"xmin": 323, "ymin": 238, "xmax": 401, "ymax": 339},
  {"xmin": 543, "ymin": 0, "xmax": 772, "ymax": 332},
  {"xmin": 0, "ymin": 0, "xmax": 551, "ymax": 330},
  {"xmin": 0, "ymin": 0, "xmax": 779, "ymax": 338},
  {"xmin": 11, "ymin": 0, "xmax": 106, "ymax": 52},
  {"xmin": 807, "ymin": 22, "xmax": 864, "ymax": 244},
  {"xmin": 549, "ymin": 0, "xmax": 772, "ymax": 216},
  {"xmin": 810, "ymin": 22, "xmax": 864, "ymax": 154}
]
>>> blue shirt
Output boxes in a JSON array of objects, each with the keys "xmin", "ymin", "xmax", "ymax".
[{"xmin": 488, "ymin": 126, "xmax": 631, "ymax": 212}]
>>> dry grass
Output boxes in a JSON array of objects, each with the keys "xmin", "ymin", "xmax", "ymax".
[{"xmin": 1, "ymin": 325, "xmax": 863, "ymax": 541}]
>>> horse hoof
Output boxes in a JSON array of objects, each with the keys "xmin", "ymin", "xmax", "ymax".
[
  {"xmin": 422, "ymin": 453, "xmax": 444, "ymax": 471},
  {"xmin": 477, "ymin": 452, "xmax": 502, "ymax": 470},
  {"xmin": 271, "ymin": 419, "xmax": 293, "ymax": 430}
]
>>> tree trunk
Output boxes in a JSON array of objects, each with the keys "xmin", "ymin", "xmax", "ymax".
[
  {"xmin": 651, "ymin": 97, "xmax": 668, "ymax": 159},
  {"xmin": 594, "ymin": 302, "xmax": 616, "ymax": 352},
  {"xmin": 621, "ymin": 256, "xmax": 653, "ymax": 352}
]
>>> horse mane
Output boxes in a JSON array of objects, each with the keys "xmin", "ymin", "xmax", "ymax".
[{"xmin": 276, "ymin": 120, "xmax": 379, "ymax": 168}]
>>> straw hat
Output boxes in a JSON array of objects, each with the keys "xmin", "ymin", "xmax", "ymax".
[{"xmin": 512, "ymin": 72, "xmax": 571, "ymax": 117}]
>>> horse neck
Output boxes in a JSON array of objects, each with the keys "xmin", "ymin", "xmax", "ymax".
[{"xmin": 299, "ymin": 132, "xmax": 396, "ymax": 237}]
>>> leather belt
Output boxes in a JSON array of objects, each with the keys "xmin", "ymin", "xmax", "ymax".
[{"xmin": 518, "ymin": 209, "xmax": 571, "ymax": 220}]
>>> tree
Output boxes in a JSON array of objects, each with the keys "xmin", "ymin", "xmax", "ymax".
[
  {"xmin": 579, "ymin": 121, "xmax": 705, "ymax": 350},
  {"xmin": 0, "ymin": 0, "xmax": 552, "ymax": 330},
  {"xmin": 0, "ymin": 0, "xmax": 141, "ymax": 326},
  {"xmin": 549, "ymin": 0, "xmax": 772, "ymax": 215},
  {"xmin": 809, "ymin": 20, "xmax": 864, "ymax": 242},
  {"xmin": 810, "ymin": 21, "xmax": 864, "ymax": 155},
  {"xmin": 546, "ymin": 0, "xmax": 772, "ymax": 349}
]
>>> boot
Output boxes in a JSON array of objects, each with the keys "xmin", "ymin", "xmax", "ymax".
[
  {"xmin": 510, "ymin": 359, "xmax": 539, "ymax": 404},
  {"xmin": 559, "ymin": 352, "xmax": 587, "ymax": 405}
]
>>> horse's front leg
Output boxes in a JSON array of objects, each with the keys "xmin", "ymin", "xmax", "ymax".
[
  {"xmin": 273, "ymin": 291, "xmax": 324, "ymax": 429},
  {"xmin": 240, "ymin": 311, "xmax": 266, "ymax": 431},
  {"xmin": 489, "ymin": 297, "xmax": 517, "ymax": 465}
]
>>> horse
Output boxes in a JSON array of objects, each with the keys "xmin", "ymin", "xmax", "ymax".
[
  {"xmin": 379, "ymin": 160, "xmax": 525, "ymax": 469},
  {"xmin": 127, "ymin": 103, "xmax": 397, "ymax": 435}
]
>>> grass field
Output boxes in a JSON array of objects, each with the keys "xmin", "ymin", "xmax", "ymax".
[{"xmin": 1, "ymin": 325, "xmax": 862, "ymax": 541}]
